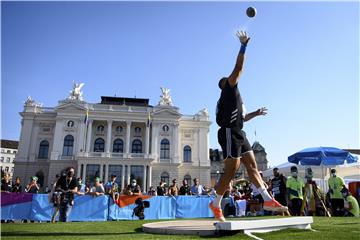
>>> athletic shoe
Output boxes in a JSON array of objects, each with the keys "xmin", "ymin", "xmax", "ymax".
[
  {"xmin": 209, "ymin": 201, "xmax": 225, "ymax": 222},
  {"xmin": 263, "ymin": 198, "xmax": 288, "ymax": 212}
]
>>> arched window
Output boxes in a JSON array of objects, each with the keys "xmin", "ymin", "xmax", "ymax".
[
  {"xmin": 132, "ymin": 139, "xmax": 142, "ymax": 153},
  {"xmin": 184, "ymin": 174, "xmax": 191, "ymax": 184},
  {"xmin": 62, "ymin": 135, "xmax": 74, "ymax": 156},
  {"xmin": 161, "ymin": 172, "xmax": 170, "ymax": 186},
  {"xmin": 160, "ymin": 139, "xmax": 170, "ymax": 159},
  {"xmin": 113, "ymin": 138, "xmax": 124, "ymax": 153},
  {"xmin": 38, "ymin": 140, "xmax": 49, "ymax": 159},
  {"xmin": 94, "ymin": 138, "xmax": 105, "ymax": 152},
  {"xmin": 183, "ymin": 145, "xmax": 192, "ymax": 162}
]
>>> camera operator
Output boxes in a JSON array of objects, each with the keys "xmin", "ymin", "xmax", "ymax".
[{"xmin": 55, "ymin": 167, "xmax": 78, "ymax": 222}]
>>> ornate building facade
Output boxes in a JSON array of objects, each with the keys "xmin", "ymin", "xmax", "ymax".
[
  {"xmin": 1, "ymin": 139, "xmax": 19, "ymax": 179},
  {"xmin": 13, "ymin": 84, "xmax": 211, "ymax": 191}
]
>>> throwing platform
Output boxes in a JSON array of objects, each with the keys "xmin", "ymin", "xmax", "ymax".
[{"xmin": 142, "ymin": 217, "xmax": 313, "ymax": 238}]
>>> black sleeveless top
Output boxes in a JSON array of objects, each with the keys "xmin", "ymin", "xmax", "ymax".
[{"xmin": 216, "ymin": 80, "xmax": 244, "ymax": 128}]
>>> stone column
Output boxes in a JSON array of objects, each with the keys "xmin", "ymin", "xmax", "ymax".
[
  {"xmin": 51, "ymin": 118, "xmax": 64, "ymax": 160},
  {"xmin": 121, "ymin": 165, "xmax": 125, "ymax": 190},
  {"xmin": 127, "ymin": 164, "xmax": 131, "ymax": 183},
  {"xmin": 77, "ymin": 119, "xmax": 86, "ymax": 155},
  {"xmin": 103, "ymin": 164, "xmax": 108, "ymax": 182},
  {"xmin": 82, "ymin": 164, "xmax": 87, "ymax": 181},
  {"xmin": 125, "ymin": 121, "xmax": 131, "ymax": 156},
  {"xmin": 17, "ymin": 116, "xmax": 34, "ymax": 161},
  {"xmin": 145, "ymin": 124, "xmax": 150, "ymax": 157},
  {"xmin": 100, "ymin": 164, "xmax": 104, "ymax": 181},
  {"xmin": 150, "ymin": 124, "xmax": 158, "ymax": 160},
  {"xmin": 173, "ymin": 123, "xmax": 179, "ymax": 163},
  {"xmin": 148, "ymin": 165, "xmax": 152, "ymax": 188},
  {"xmin": 106, "ymin": 120, "xmax": 113, "ymax": 155},
  {"xmin": 142, "ymin": 166, "xmax": 147, "ymax": 193},
  {"xmin": 85, "ymin": 120, "xmax": 93, "ymax": 153}
]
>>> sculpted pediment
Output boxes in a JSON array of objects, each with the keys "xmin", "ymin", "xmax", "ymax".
[
  {"xmin": 152, "ymin": 107, "xmax": 181, "ymax": 119},
  {"xmin": 55, "ymin": 101, "xmax": 87, "ymax": 112}
]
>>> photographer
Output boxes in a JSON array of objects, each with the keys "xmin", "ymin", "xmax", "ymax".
[
  {"xmin": 25, "ymin": 176, "xmax": 40, "ymax": 193},
  {"xmin": 55, "ymin": 167, "xmax": 78, "ymax": 222}
]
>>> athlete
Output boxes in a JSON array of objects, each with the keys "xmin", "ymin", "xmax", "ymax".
[{"xmin": 209, "ymin": 31, "xmax": 288, "ymax": 222}]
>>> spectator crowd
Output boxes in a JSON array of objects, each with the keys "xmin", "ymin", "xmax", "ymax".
[{"xmin": 1, "ymin": 165, "xmax": 359, "ymax": 223}]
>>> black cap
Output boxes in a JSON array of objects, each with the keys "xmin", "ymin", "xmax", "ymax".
[
  {"xmin": 290, "ymin": 166, "xmax": 298, "ymax": 172},
  {"xmin": 330, "ymin": 169, "xmax": 336, "ymax": 173},
  {"xmin": 273, "ymin": 167, "xmax": 279, "ymax": 171}
]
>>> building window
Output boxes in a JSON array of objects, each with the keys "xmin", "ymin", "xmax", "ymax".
[
  {"xmin": 108, "ymin": 165, "xmax": 123, "ymax": 189},
  {"xmin": 130, "ymin": 165, "xmax": 144, "ymax": 188},
  {"xmin": 94, "ymin": 138, "xmax": 105, "ymax": 152},
  {"xmin": 5, "ymin": 167, "xmax": 9, "ymax": 172},
  {"xmin": 113, "ymin": 139, "xmax": 124, "ymax": 153},
  {"xmin": 184, "ymin": 174, "xmax": 192, "ymax": 184},
  {"xmin": 86, "ymin": 164, "xmax": 100, "ymax": 184},
  {"xmin": 183, "ymin": 145, "xmax": 192, "ymax": 162},
  {"xmin": 160, "ymin": 172, "xmax": 170, "ymax": 186},
  {"xmin": 116, "ymin": 126, "xmax": 123, "ymax": 133},
  {"xmin": 132, "ymin": 139, "xmax": 142, "ymax": 153},
  {"xmin": 0, "ymin": 157, "xmax": 4, "ymax": 162},
  {"xmin": 162, "ymin": 125, "xmax": 169, "ymax": 132},
  {"xmin": 13, "ymin": 151, "xmax": 17, "ymax": 154},
  {"xmin": 6, "ymin": 157, "xmax": 10, "ymax": 163},
  {"xmin": 160, "ymin": 139, "xmax": 170, "ymax": 159},
  {"xmin": 63, "ymin": 135, "xmax": 74, "ymax": 156},
  {"xmin": 97, "ymin": 125, "xmax": 105, "ymax": 132},
  {"xmin": 38, "ymin": 140, "xmax": 49, "ymax": 159},
  {"xmin": 7, "ymin": 150, "xmax": 11, "ymax": 153},
  {"xmin": 134, "ymin": 127, "xmax": 141, "ymax": 134},
  {"xmin": 67, "ymin": 120, "xmax": 74, "ymax": 127}
]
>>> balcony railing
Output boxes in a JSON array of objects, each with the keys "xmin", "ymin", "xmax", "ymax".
[
  {"xmin": 76, "ymin": 152, "xmax": 153, "ymax": 159},
  {"xmin": 130, "ymin": 153, "xmax": 145, "ymax": 158},
  {"xmin": 110, "ymin": 153, "xmax": 124, "ymax": 158}
]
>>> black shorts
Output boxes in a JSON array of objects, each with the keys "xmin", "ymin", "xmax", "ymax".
[{"xmin": 218, "ymin": 127, "xmax": 252, "ymax": 159}]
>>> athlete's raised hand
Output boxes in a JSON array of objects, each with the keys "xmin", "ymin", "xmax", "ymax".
[
  {"xmin": 236, "ymin": 30, "xmax": 250, "ymax": 45},
  {"xmin": 255, "ymin": 107, "xmax": 268, "ymax": 116}
]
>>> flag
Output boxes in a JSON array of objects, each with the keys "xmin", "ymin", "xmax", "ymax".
[{"xmin": 84, "ymin": 109, "xmax": 89, "ymax": 125}]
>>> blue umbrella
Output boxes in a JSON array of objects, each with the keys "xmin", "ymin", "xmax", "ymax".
[
  {"xmin": 288, "ymin": 147, "xmax": 358, "ymax": 166},
  {"xmin": 288, "ymin": 147, "xmax": 358, "ymax": 196}
]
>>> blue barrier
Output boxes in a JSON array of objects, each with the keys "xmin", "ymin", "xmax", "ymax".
[
  {"xmin": 1, "ymin": 193, "xmax": 214, "ymax": 221},
  {"xmin": 175, "ymin": 195, "xmax": 214, "ymax": 218}
]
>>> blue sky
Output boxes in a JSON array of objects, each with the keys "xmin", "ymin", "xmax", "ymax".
[{"xmin": 1, "ymin": 1, "xmax": 359, "ymax": 167}]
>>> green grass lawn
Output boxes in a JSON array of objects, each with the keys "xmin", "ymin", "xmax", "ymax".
[{"xmin": 1, "ymin": 217, "xmax": 359, "ymax": 240}]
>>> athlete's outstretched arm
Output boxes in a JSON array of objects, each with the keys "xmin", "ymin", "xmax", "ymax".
[
  {"xmin": 227, "ymin": 31, "xmax": 250, "ymax": 87},
  {"xmin": 244, "ymin": 107, "xmax": 268, "ymax": 122}
]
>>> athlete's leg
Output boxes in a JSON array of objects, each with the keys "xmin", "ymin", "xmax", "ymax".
[
  {"xmin": 241, "ymin": 151, "xmax": 288, "ymax": 212},
  {"xmin": 214, "ymin": 157, "xmax": 241, "ymax": 195},
  {"xmin": 241, "ymin": 151, "xmax": 263, "ymax": 189}
]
